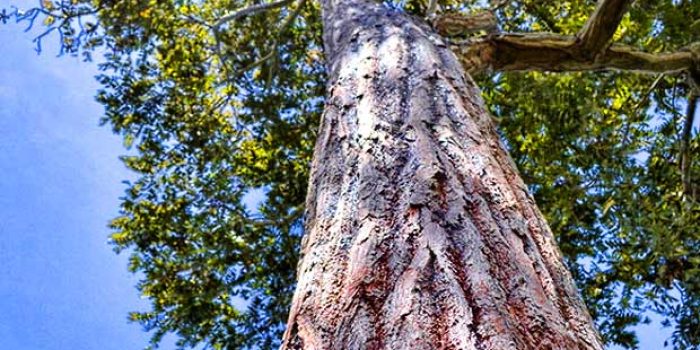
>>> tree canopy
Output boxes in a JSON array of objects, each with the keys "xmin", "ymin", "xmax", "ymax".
[{"xmin": 3, "ymin": 0, "xmax": 699, "ymax": 349}]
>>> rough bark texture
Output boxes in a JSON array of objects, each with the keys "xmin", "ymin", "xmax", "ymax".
[
  {"xmin": 576, "ymin": 0, "xmax": 632, "ymax": 59},
  {"xmin": 431, "ymin": 11, "xmax": 497, "ymax": 37},
  {"xmin": 453, "ymin": 33, "xmax": 698, "ymax": 75},
  {"xmin": 281, "ymin": 0, "xmax": 604, "ymax": 348}
]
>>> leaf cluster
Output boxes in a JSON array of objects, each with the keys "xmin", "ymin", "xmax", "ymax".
[
  {"xmin": 476, "ymin": 0, "xmax": 700, "ymax": 348},
  {"xmin": 3, "ymin": 0, "xmax": 699, "ymax": 349}
]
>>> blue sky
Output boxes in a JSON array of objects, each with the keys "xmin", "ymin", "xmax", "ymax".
[
  {"xmin": 0, "ymin": 12, "xmax": 152, "ymax": 350},
  {"xmin": 0, "ymin": 3, "xmax": 676, "ymax": 350}
]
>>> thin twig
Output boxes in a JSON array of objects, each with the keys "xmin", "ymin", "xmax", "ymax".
[
  {"xmin": 425, "ymin": 0, "xmax": 438, "ymax": 19},
  {"xmin": 233, "ymin": 0, "xmax": 306, "ymax": 81},
  {"xmin": 489, "ymin": 0, "xmax": 509, "ymax": 11},
  {"xmin": 236, "ymin": 50, "xmax": 277, "ymax": 77},
  {"xmin": 633, "ymin": 74, "xmax": 665, "ymax": 112},
  {"xmin": 620, "ymin": 74, "xmax": 665, "ymax": 149},
  {"xmin": 214, "ymin": 0, "xmax": 294, "ymax": 29}
]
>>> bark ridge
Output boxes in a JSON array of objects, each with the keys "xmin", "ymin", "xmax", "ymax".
[{"xmin": 282, "ymin": 1, "xmax": 604, "ymax": 348}]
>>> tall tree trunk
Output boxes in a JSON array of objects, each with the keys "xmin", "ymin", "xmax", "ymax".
[{"xmin": 281, "ymin": 0, "xmax": 604, "ymax": 348}]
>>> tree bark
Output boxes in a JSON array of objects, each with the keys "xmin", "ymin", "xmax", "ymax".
[
  {"xmin": 281, "ymin": 0, "xmax": 604, "ymax": 348},
  {"xmin": 452, "ymin": 33, "xmax": 698, "ymax": 75}
]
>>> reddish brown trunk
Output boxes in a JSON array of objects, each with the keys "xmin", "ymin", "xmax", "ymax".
[{"xmin": 281, "ymin": 0, "xmax": 604, "ymax": 348}]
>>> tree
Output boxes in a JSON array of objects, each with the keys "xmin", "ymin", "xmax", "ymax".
[{"xmin": 3, "ymin": 0, "xmax": 699, "ymax": 349}]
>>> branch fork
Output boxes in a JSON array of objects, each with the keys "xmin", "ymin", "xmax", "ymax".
[{"xmin": 438, "ymin": 0, "xmax": 698, "ymax": 76}]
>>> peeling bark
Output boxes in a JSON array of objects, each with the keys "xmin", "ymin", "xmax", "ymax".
[{"xmin": 281, "ymin": 0, "xmax": 604, "ymax": 348}]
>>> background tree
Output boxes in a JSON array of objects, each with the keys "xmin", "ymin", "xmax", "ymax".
[{"xmin": 2, "ymin": 0, "xmax": 698, "ymax": 349}]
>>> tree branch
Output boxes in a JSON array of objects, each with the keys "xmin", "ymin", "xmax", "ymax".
[
  {"xmin": 453, "ymin": 33, "xmax": 699, "ymax": 75},
  {"xmin": 577, "ymin": 0, "xmax": 633, "ymax": 59},
  {"xmin": 431, "ymin": 11, "xmax": 497, "ymax": 37},
  {"xmin": 227, "ymin": 0, "xmax": 306, "ymax": 84},
  {"xmin": 680, "ymin": 85, "xmax": 700, "ymax": 198},
  {"xmin": 214, "ymin": 0, "xmax": 294, "ymax": 29}
]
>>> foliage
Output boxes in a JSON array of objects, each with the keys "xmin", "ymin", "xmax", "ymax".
[
  {"xmin": 477, "ymin": 1, "xmax": 700, "ymax": 348},
  {"xmin": 3, "ymin": 0, "xmax": 699, "ymax": 349}
]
